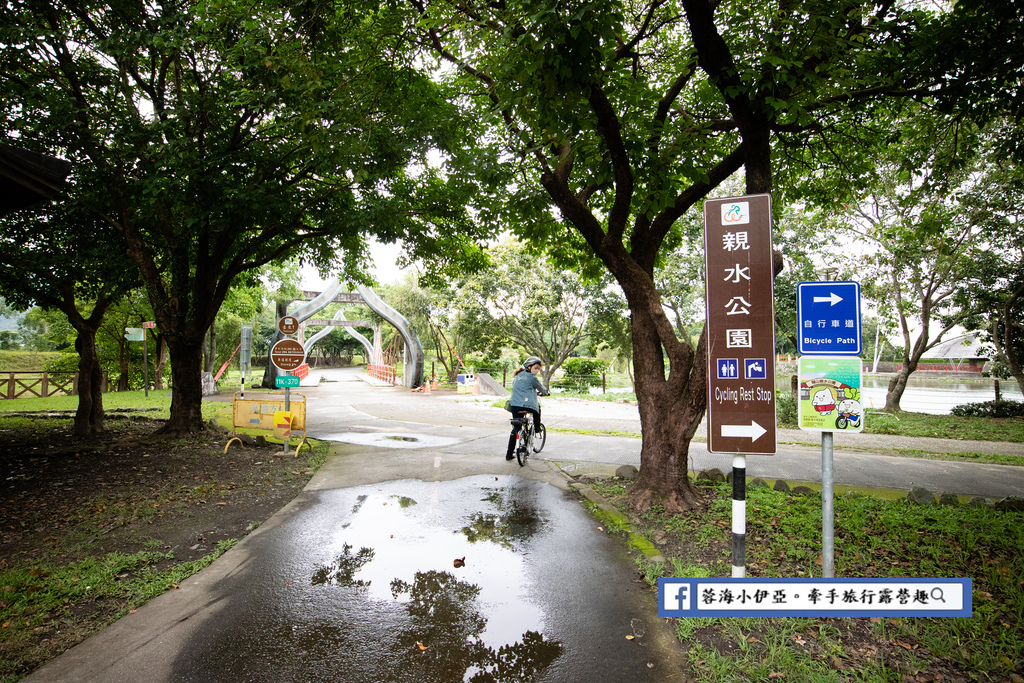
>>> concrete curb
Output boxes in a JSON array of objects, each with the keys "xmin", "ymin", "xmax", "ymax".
[{"xmin": 556, "ymin": 465, "xmax": 667, "ymax": 565}]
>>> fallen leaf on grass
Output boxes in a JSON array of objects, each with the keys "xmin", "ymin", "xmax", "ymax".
[
  {"xmin": 171, "ymin": 584, "xmax": 179, "ymax": 589},
  {"xmin": 216, "ymin": 502, "xmax": 226, "ymax": 506},
  {"xmin": 769, "ymin": 674, "xmax": 785, "ymax": 679},
  {"xmin": 416, "ymin": 641, "xmax": 428, "ymax": 651},
  {"xmin": 747, "ymin": 636, "xmax": 760, "ymax": 643},
  {"xmin": 129, "ymin": 610, "xmax": 136, "ymax": 614},
  {"xmin": 625, "ymin": 635, "xmax": 635, "ymax": 640}
]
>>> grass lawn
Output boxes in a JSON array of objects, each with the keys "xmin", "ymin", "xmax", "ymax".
[
  {"xmin": 585, "ymin": 478, "xmax": 1024, "ymax": 682},
  {"xmin": 0, "ymin": 395, "xmax": 326, "ymax": 683}
]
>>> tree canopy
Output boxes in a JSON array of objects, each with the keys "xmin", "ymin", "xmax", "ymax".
[
  {"xmin": 1, "ymin": 0, "xmax": 492, "ymax": 433},
  {"xmin": 410, "ymin": 0, "xmax": 968, "ymax": 511}
]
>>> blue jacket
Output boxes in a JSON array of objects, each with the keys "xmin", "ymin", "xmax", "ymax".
[{"xmin": 509, "ymin": 370, "xmax": 546, "ymax": 411}]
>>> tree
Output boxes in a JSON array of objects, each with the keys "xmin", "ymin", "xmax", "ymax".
[
  {"xmin": 0, "ymin": 197, "xmax": 138, "ymax": 434},
  {"xmin": 412, "ymin": 0, "xmax": 958, "ymax": 512},
  {"xmin": 959, "ymin": 126, "xmax": 1024, "ymax": 395},
  {"xmin": 456, "ymin": 240, "xmax": 601, "ymax": 389},
  {"xmin": 841, "ymin": 113, "xmax": 991, "ymax": 412},
  {"xmin": 2, "ymin": 0, "xmax": 488, "ymax": 435}
]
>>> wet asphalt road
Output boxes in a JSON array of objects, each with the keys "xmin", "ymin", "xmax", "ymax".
[
  {"xmin": 24, "ymin": 369, "xmax": 1024, "ymax": 682},
  {"xmin": 168, "ymin": 477, "xmax": 674, "ymax": 682},
  {"xmin": 25, "ymin": 370, "xmax": 687, "ymax": 682}
]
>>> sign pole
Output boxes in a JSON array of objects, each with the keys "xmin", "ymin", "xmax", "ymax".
[
  {"xmin": 703, "ymin": 194, "xmax": 778, "ymax": 580},
  {"xmin": 732, "ymin": 454, "xmax": 747, "ymax": 578},
  {"xmin": 283, "ymin": 385, "xmax": 290, "ymax": 454},
  {"xmin": 822, "ymin": 431, "xmax": 835, "ymax": 578},
  {"xmin": 142, "ymin": 327, "xmax": 149, "ymax": 398}
]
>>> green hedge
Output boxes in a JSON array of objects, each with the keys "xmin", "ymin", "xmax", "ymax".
[{"xmin": 950, "ymin": 399, "xmax": 1024, "ymax": 418}]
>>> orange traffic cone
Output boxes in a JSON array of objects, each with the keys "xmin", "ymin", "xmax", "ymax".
[
  {"xmin": 472, "ymin": 377, "xmax": 480, "ymax": 395},
  {"xmin": 423, "ymin": 381, "xmax": 431, "ymax": 395},
  {"xmin": 432, "ymin": 378, "xmax": 439, "ymax": 391}
]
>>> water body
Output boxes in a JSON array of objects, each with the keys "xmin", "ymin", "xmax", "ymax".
[{"xmin": 859, "ymin": 376, "xmax": 1023, "ymax": 414}]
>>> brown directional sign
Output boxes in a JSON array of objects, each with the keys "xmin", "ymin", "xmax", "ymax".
[
  {"xmin": 278, "ymin": 316, "xmax": 300, "ymax": 336},
  {"xmin": 703, "ymin": 194, "xmax": 777, "ymax": 454},
  {"xmin": 270, "ymin": 339, "xmax": 306, "ymax": 371}
]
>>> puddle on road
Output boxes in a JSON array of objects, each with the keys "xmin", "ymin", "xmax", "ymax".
[
  {"xmin": 308, "ymin": 478, "xmax": 559, "ymax": 671},
  {"xmin": 177, "ymin": 477, "xmax": 561, "ymax": 681},
  {"xmin": 320, "ymin": 431, "xmax": 461, "ymax": 449}
]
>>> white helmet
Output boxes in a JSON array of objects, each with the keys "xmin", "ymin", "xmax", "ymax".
[{"xmin": 523, "ymin": 356, "xmax": 543, "ymax": 370}]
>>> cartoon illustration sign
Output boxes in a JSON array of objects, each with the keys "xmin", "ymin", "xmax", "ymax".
[{"xmin": 798, "ymin": 356, "xmax": 864, "ymax": 432}]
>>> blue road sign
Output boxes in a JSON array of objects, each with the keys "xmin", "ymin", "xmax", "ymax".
[
  {"xmin": 745, "ymin": 358, "xmax": 767, "ymax": 380},
  {"xmin": 717, "ymin": 358, "xmax": 739, "ymax": 379},
  {"xmin": 797, "ymin": 281, "xmax": 862, "ymax": 355}
]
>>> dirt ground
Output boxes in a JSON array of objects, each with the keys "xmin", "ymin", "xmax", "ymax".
[{"xmin": 0, "ymin": 409, "xmax": 324, "ymax": 681}]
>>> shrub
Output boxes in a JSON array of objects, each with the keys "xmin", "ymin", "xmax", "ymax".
[
  {"xmin": 554, "ymin": 357, "xmax": 609, "ymax": 392},
  {"xmin": 950, "ymin": 399, "xmax": 1024, "ymax": 418},
  {"xmin": 775, "ymin": 393, "xmax": 798, "ymax": 427}
]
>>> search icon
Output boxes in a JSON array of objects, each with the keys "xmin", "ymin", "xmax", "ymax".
[{"xmin": 931, "ymin": 588, "xmax": 946, "ymax": 603}]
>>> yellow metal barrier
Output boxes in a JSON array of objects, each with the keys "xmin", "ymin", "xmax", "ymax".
[{"xmin": 232, "ymin": 392, "xmax": 306, "ymax": 440}]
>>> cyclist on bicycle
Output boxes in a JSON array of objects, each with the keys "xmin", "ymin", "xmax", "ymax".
[{"xmin": 505, "ymin": 356, "xmax": 548, "ymax": 460}]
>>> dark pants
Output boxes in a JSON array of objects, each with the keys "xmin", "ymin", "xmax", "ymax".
[{"xmin": 506, "ymin": 407, "xmax": 540, "ymax": 457}]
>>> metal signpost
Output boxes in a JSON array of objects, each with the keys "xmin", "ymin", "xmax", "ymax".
[
  {"xmin": 142, "ymin": 322, "xmax": 155, "ymax": 396},
  {"xmin": 240, "ymin": 325, "xmax": 252, "ymax": 398},
  {"xmin": 271, "ymin": 316, "xmax": 306, "ymax": 453},
  {"xmin": 124, "ymin": 327, "xmax": 148, "ymax": 396},
  {"xmin": 704, "ymin": 194, "xmax": 777, "ymax": 578},
  {"xmin": 796, "ymin": 280, "xmax": 864, "ymax": 578}
]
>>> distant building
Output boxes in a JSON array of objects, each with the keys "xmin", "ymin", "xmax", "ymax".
[{"xmin": 918, "ymin": 332, "xmax": 988, "ymax": 373}]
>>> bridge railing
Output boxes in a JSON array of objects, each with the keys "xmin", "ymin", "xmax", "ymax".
[{"xmin": 366, "ymin": 364, "xmax": 396, "ymax": 385}]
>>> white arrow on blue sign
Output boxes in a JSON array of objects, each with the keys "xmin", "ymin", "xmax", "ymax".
[{"xmin": 797, "ymin": 281, "xmax": 862, "ymax": 355}]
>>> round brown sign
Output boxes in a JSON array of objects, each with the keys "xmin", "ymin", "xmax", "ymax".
[
  {"xmin": 270, "ymin": 339, "xmax": 306, "ymax": 371},
  {"xmin": 278, "ymin": 315, "xmax": 300, "ymax": 336}
]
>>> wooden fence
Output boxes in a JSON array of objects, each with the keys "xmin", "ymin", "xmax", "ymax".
[{"xmin": 0, "ymin": 372, "xmax": 109, "ymax": 400}]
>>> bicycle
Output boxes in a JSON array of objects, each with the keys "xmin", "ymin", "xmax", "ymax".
[{"xmin": 510, "ymin": 416, "xmax": 546, "ymax": 466}]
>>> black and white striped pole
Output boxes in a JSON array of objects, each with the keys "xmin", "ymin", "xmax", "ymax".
[{"xmin": 732, "ymin": 454, "xmax": 747, "ymax": 578}]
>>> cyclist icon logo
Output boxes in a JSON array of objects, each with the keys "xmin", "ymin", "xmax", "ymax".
[{"xmin": 722, "ymin": 202, "xmax": 750, "ymax": 225}]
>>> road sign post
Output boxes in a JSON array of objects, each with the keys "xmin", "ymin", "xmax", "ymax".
[
  {"xmin": 704, "ymin": 195, "xmax": 778, "ymax": 456},
  {"xmin": 797, "ymin": 281, "xmax": 862, "ymax": 355},
  {"xmin": 704, "ymin": 194, "xmax": 777, "ymax": 578},
  {"xmin": 796, "ymin": 280, "xmax": 864, "ymax": 578},
  {"xmin": 270, "ymin": 339, "xmax": 306, "ymax": 453}
]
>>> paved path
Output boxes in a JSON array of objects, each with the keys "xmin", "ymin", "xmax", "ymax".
[
  {"xmin": 309, "ymin": 368, "xmax": 1024, "ymax": 500},
  {"xmin": 24, "ymin": 367, "xmax": 1024, "ymax": 683}
]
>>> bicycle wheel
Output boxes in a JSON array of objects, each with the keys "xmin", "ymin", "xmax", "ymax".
[
  {"xmin": 532, "ymin": 424, "xmax": 546, "ymax": 453},
  {"xmin": 517, "ymin": 426, "xmax": 530, "ymax": 466}
]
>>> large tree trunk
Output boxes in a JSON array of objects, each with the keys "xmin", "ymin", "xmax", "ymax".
[
  {"xmin": 72, "ymin": 330, "xmax": 105, "ymax": 436},
  {"xmin": 884, "ymin": 361, "xmax": 915, "ymax": 412},
  {"xmin": 625, "ymin": 292, "xmax": 706, "ymax": 513},
  {"xmin": 63, "ymin": 297, "xmax": 114, "ymax": 436},
  {"xmin": 157, "ymin": 335, "xmax": 207, "ymax": 435}
]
